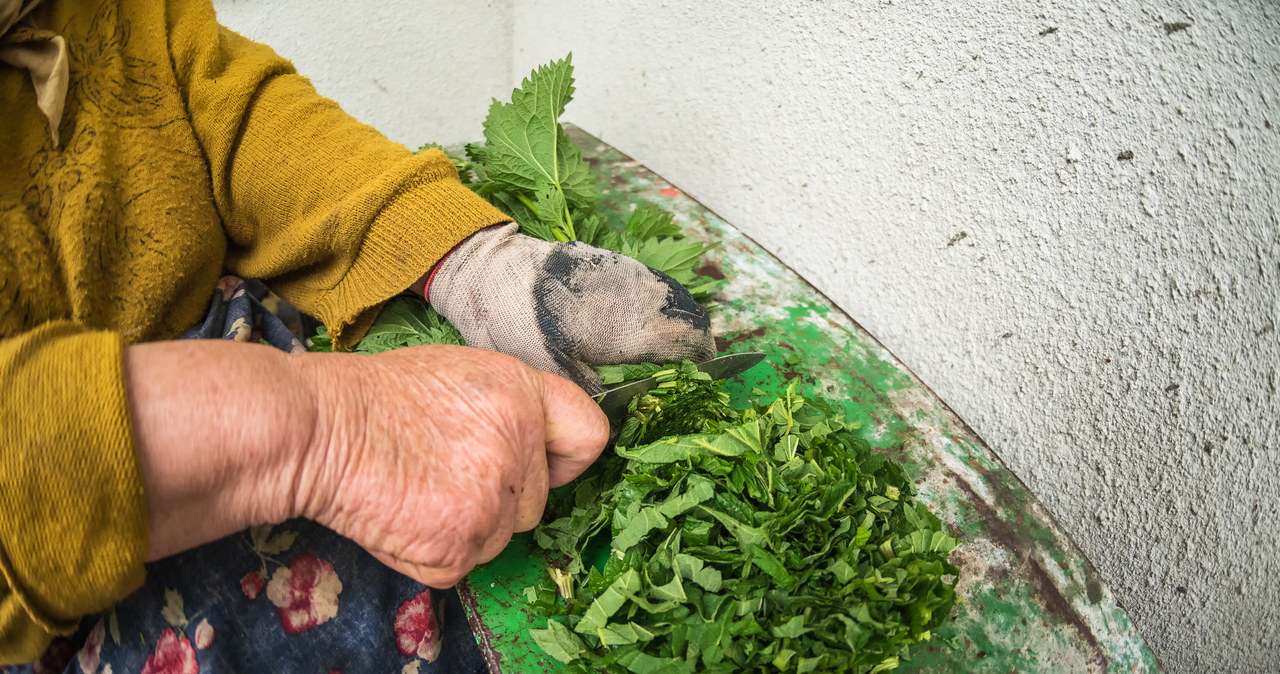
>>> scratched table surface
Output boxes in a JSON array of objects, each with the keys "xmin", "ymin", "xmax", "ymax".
[{"xmin": 456, "ymin": 127, "xmax": 1160, "ymax": 673}]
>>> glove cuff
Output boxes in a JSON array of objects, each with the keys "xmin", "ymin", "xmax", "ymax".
[{"xmin": 422, "ymin": 223, "xmax": 514, "ymax": 303}]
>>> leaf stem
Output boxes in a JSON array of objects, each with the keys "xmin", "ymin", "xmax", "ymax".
[
  {"xmin": 561, "ymin": 199, "xmax": 577, "ymax": 240},
  {"xmin": 517, "ymin": 192, "xmax": 538, "ymax": 215}
]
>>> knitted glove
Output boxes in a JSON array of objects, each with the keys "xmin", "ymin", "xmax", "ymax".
[{"xmin": 427, "ymin": 223, "xmax": 715, "ymax": 394}]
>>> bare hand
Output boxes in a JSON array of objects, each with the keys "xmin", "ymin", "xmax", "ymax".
[
  {"xmin": 128, "ymin": 341, "xmax": 607, "ymax": 588},
  {"xmin": 287, "ymin": 345, "xmax": 608, "ymax": 587}
]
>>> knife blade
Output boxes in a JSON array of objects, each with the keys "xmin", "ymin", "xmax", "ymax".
[{"xmin": 593, "ymin": 352, "xmax": 767, "ymax": 424}]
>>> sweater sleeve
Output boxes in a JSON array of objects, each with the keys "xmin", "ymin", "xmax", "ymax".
[
  {"xmin": 0, "ymin": 322, "xmax": 149, "ymax": 665},
  {"xmin": 164, "ymin": 0, "xmax": 511, "ymax": 349}
]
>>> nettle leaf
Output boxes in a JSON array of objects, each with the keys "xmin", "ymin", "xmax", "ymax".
[
  {"xmin": 613, "ymin": 507, "xmax": 669, "ymax": 551},
  {"xmin": 618, "ymin": 418, "xmax": 764, "ymax": 464},
  {"xmin": 472, "ymin": 55, "xmax": 596, "ymax": 211},
  {"xmin": 597, "ymin": 362, "xmax": 666, "ymax": 386},
  {"xmin": 655, "ymin": 475, "xmax": 716, "ymax": 518},
  {"xmin": 530, "ymin": 619, "xmax": 586, "ymax": 664},
  {"xmin": 700, "ymin": 504, "xmax": 767, "ymax": 550},
  {"xmin": 650, "ymin": 573, "xmax": 687, "ymax": 603},
  {"xmin": 596, "ymin": 621, "xmax": 656, "ymax": 646},
  {"xmin": 771, "ymin": 614, "xmax": 810, "ymax": 639},
  {"xmin": 625, "ymin": 204, "xmax": 682, "ymax": 240},
  {"xmin": 626, "ymin": 236, "xmax": 714, "ymax": 285},
  {"xmin": 616, "ymin": 650, "xmax": 689, "ymax": 674},
  {"xmin": 576, "ymin": 213, "xmax": 607, "ymax": 247},
  {"xmin": 353, "ymin": 296, "xmax": 465, "ymax": 353},
  {"xmin": 528, "ymin": 186, "xmax": 570, "ymax": 242},
  {"xmin": 748, "ymin": 545, "xmax": 790, "ymax": 584},
  {"xmin": 674, "ymin": 554, "xmax": 723, "ymax": 592},
  {"xmin": 576, "ymin": 568, "xmax": 641, "ymax": 635}
]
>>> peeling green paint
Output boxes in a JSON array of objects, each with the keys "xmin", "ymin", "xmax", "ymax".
[{"xmin": 458, "ymin": 127, "xmax": 1159, "ymax": 673}]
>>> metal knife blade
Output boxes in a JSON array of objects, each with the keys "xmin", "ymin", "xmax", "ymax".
[{"xmin": 592, "ymin": 352, "xmax": 767, "ymax": 424}]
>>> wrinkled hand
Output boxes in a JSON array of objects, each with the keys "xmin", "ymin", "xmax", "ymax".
[
  {"xmin": 428, "ymin": 223, "xmax": 715, "ymax": 394},
  {"xmin": 290, "ymin": 345, "xmax": 608, "ymax": 587}
]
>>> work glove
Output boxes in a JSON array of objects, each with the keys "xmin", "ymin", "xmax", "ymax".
[{"xmin": 427, "ymin": 223, "xmax": 715, "ymax": 394}]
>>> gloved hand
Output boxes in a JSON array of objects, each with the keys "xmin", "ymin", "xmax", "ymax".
[{"xmin": 427, "ymin": 223, "xmax": 715, "ymax": 394}]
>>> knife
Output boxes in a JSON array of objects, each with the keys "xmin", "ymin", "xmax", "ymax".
[{"xmin": 592, "ymin": 352, "xmax": 767, "ymax": 424}]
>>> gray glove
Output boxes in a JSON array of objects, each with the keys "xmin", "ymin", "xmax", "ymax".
[{"xmin": 428, "ymin": 223, "xmax": 715, "ymax": 394}]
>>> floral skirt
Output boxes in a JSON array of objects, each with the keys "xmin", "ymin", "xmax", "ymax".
[{"xmin": 5, "ymin": 278, "xmax": 488, "ymax": 674}]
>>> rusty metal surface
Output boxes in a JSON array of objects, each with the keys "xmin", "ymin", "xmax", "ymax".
[{"xmin": 458, "ymin": 126, "xmax": 1160, "ymax": 673}]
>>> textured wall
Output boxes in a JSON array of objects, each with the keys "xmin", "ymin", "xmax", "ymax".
[
  {"xmin": 511, "ymin": 2, "xmax": 1279, "ymax": 672},
  {"xmin": 212, "ymin": 1, "xmax": 1280, "ymax": 671},
  {"xmin": 213, "ymin": 0, "xmax": 512, "ymax": 147}
]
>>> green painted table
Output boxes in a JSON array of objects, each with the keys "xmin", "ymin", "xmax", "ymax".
[{"xmin": 456, "ymin": 127, "xmax": 1160, "ymax": 673}]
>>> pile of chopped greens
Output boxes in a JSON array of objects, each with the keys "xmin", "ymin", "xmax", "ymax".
[
  {"xmin": 305, "ymin": 55, "xmax": 960, "ymax": 673},
  {"xmin": 525, "ymin": 365, "xmax": 959, "ymax": 673}
]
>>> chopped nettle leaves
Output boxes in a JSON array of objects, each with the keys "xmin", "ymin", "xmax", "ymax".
[{"xmin": 528, "ymin": 371, "xmax": 960, "ymax": 673}]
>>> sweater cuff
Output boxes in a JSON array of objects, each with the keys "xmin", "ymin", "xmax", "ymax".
[
  {"xmin": 0, "ymin": 322, "xmax": 148, "ymax": 664},
  {"xmin": 316, "ymin": 151, "xmax": 512, "ymax": 350}
]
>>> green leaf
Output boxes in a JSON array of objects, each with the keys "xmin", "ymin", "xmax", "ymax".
[
  {"xmin": 528, "ymin": 186, "xmax": 571, "ymax": 241},
  {"xmin": 771, "ymin": 615, "xmax": 810, "ymax": 639},
  {"xmin": 596, "ymin": 362, "xmax": 666, "ymax": 386},
  {"xmin": 650, "ymin": 573, "xmax": 687, "ymax": 603},
  {"xmin": 748, "ymin": 545, "xmax": 790, "ymax": 583},
  {"xmin": 576, "ymin": 213, "xmax": 607, "ymax": 246},
  {"xmin": 625, "ymin": 204, "xmax": 682, "ymax": 240},
  {"xmin": 576, "ymin": 568, "xmax": 641, "ymax": 635},
  {"xmin": 618, "ymin": 419, "xmax": 764, "ymax": 464},
  {"xmin": 616, "ymin": 649, "xmax": 691, "ymax": 674},
  {"xmin": 699, "ymin": 504, "xmax": 766, "ymax": 549},
  {"xmin": 353, "ymin": 296, "xmax": 465, "ymax": 353},
  {"xmin": 472, "ymin": 54, "xmax": 597, "ymax": 212},
  {"xmin": 773, "ymin": 435, "xmax": 800, "ymax": 462},
  {"xmin": 626, "ymin": 236, "xmax": 713, "ymax": 285},
  {"xmin": 797, "ymin": 655, "xmax": 826, "ymax": 673},
  {"xmin": 674, "ymin": 553, "xmax": 723, "ymax": 592},
  {"xmin": 530, "ymin": 619, "xmax": 586, "ymax": 664},
  {"xmin": 613, "ymin": 507, "xmax": 669, "ymax": 551},
  {"xmin": 596, "ymin": 621, "xmax": 656, "ymax": 646},
  {"xmin": 655, "ymin": 475, "xmax": 716, "ymax": 518}
]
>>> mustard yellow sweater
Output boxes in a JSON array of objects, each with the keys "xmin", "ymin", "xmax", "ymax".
[{"xmin": 0, "ymin": 0, "xmax": 509, "ymax": 663}]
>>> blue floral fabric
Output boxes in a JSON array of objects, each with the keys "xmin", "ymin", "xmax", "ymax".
[{"xmin": 3, "ymin": 277, "xmax": 488, "ymax": 674}]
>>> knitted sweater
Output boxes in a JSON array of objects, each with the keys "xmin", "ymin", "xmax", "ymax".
[{"xmin": 0, "ymin": 0, "xmax": 509, "ymax": 662}]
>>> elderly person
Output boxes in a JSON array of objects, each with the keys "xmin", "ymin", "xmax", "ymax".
[{"xmin": 0, "ymin": 0, "xmax": 713, "ymax": 671}]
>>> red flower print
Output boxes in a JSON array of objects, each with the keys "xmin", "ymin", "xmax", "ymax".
[
  {"xmin": 240, "ymin": 571, "xmax": 264, "ymax": 600},
  {"xmin": 266, "ymin": 552, "xmax": 343, "ymax": 635},
  {"xmin": 76, "ymin": 618, "xmax": 105, "ymax": 673},
  {"xmin": 194, "ymin": 619, "xmax": 215, "ymax": 650},
  {"xmin": 395, "ymin": 590, "xmax": 442, "ymax": 661},
  {"xmin": 141, "ymin": 628, "xmax": 198, "ymax": 674}
]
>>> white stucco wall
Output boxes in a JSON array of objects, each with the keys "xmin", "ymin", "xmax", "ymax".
[
  {"xmin": 214, "ymin": 1, "xmax": 1279, "ymax": 671},
  {"xmin": 212, "ymin": 0, "xmax": 512, "ymax": 147}
]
